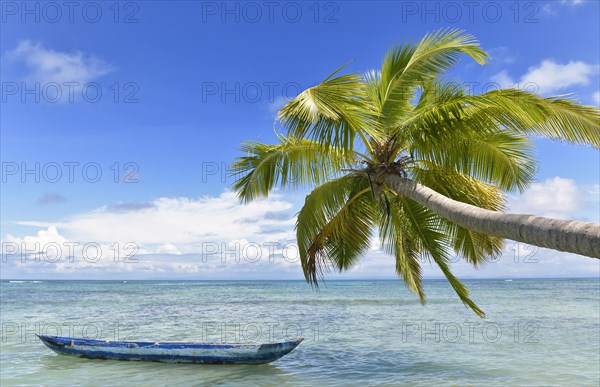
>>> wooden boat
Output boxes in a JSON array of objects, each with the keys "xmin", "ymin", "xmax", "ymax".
[{"xmin": 37, "ymin": 335, "xmax": 303, "ymax": 364}]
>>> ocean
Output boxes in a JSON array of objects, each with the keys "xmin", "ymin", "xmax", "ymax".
[{"xmin": 1, "ymin": 279, "xmax": 598, "ymax": 386}]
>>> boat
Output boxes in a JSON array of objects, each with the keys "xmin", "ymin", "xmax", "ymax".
[{"xmin": 37, "ymin": 335, "xmax": 303, "ymax": 364}]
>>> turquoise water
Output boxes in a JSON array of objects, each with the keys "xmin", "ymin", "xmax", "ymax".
[{"xmin": 1, "ymin": 279, "xmax": 599, "ymax": 386}]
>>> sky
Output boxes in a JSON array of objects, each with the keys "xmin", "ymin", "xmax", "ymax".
[{"xmin": 0, "ymin": 0, "xmax": 599, "ymax": 280}]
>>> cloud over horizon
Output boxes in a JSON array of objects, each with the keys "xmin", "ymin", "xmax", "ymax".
[{"xmin": 2, "ymin": 179, "xmax": 599, "ymax": 280}]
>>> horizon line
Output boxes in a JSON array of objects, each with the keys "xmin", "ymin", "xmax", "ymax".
[{"xmin": 2, "ymin": 277, "xmax": 599, "ymax": 282}]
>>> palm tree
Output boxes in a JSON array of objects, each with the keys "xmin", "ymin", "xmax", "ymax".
[{"xmin": 231, "ymin": 29, "xmax": 600, "ymax": 317}]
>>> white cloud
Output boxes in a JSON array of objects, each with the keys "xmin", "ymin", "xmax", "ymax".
[
  {"xmin": 521, "ymin": 60, "xmax": 596, "ymax": 94},
  {"xmin": 593, "ymin": 91, "xmax": 600, "ymax": 105},
  {"xmin": 12, "ymin": 191, "xmax": 295, "ymax": 252},
  {"xmin": 508, "ymin": 177, "xmax": 587, "ymax": 219},
  {"xmin": 7, "ymin": 40, "xmax": 113, "ymax": 84},
  {"xmin": 2, "ymin": 225, "xmax": 146, "ymax": 273},
  {"xmin": 156, "ymin": 243, "xmax": 181, "ymax": 255},
  {"xmin": 490, "ymin": 60, "xmax": 598, "ymax": 94},
  {"xmin": 544, "ymin": 0, "xmax": 586, "ymax": 14},
  {"xmin": 3, "ymin": 185, "xmax": 598, "ymax": 280},
  {"xmin": 4, "ymin": 226, "xmax": 68, "ymax": 249},
  {"xmin": 1, "ymin": 191, "xmax": 302, "ymax": 278},
  {"xmin": 490, "ymin": 70, "xmax": 514, "ymax": 89}
]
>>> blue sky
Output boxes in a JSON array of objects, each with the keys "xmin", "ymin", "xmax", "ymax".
[{"xmin": 1, "ymin": 0, "xmax": 599, "ymax": 280}]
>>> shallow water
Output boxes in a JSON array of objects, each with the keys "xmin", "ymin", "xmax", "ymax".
[{"xmin": 1, "ymin": 279, "xmax": 599, "ymax": 386}]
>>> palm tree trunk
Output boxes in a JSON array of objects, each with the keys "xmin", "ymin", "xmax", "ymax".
[{"xmin": 384, "ymin": 174, "xmax": 600, "ymax": 258}]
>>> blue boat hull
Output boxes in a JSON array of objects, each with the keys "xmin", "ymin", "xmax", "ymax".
[{"xmin": 37, "ymin": 335, "xmax": 303, "ymax": 364}]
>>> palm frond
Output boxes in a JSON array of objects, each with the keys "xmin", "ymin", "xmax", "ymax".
[
  {"xmin": 231, "ymin": 136, "xmax": 354, "ymax": 202},
  {"xmin": 397, "ymin": 196, "xmax": 485, "ymax": 317},
  {"xmin": 277, "ymin": 69, "xmax": 380, "ymax": 153},
  {"xmin": 378, "ymin": 29, "xmax": 488, "ymax": 127},
  {"xmin": 399, "ymin": 79, "xmax": 468, "ymax": 135},
  {"xmin": 362, "ymin": 70, "xmax": 384, "ymax": 118},
  {"xmin": 468, "ymin": 89, "xmax": 600, "ymax": 148},
  {"xmin": 297, "ymin": 175, "xmax": 376, "ymax": 286},
  {"xmin": 389, "ymin": 79, "xmax": 469, "ymax": 159},
  {"xmin": 410, "ymin": 127, "xmax": 537, "ymax": 193},
  {"xmin": 378, "ymin": 191, "xmax": 425, "ymax": 303},
  {"xmin": 447, "ymin": 223, "xmax": 504, "ymax": 267}
]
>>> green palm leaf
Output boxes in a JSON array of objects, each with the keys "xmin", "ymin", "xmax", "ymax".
[
  {"xmin": 468, "ymin": 89, "xmax": 600, "ymax": 148},
  {"xmin": 378, "ymin": 191, "xmax": 425, "ymax": 303},
  {"xmin": 412, "ymin": 129, "xmax": 537, "ymax": 192},
  {"xmin": 378, "ymin": 29, "xmax": 488, "ymax": 127},
  {"xmin": 231, "ymin": 136, "xmax": 354, "ymax": 202},
  {"xmin": 277, "ymin": 65, "xmax": 380, "ymax": 154},
  {"xmin": 397, "ymin": 196, "xmax": 485, "ymax": 317},
  {"xmin": 297, "ymin": 175, "xmax": 376, "ymax": 286}
]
